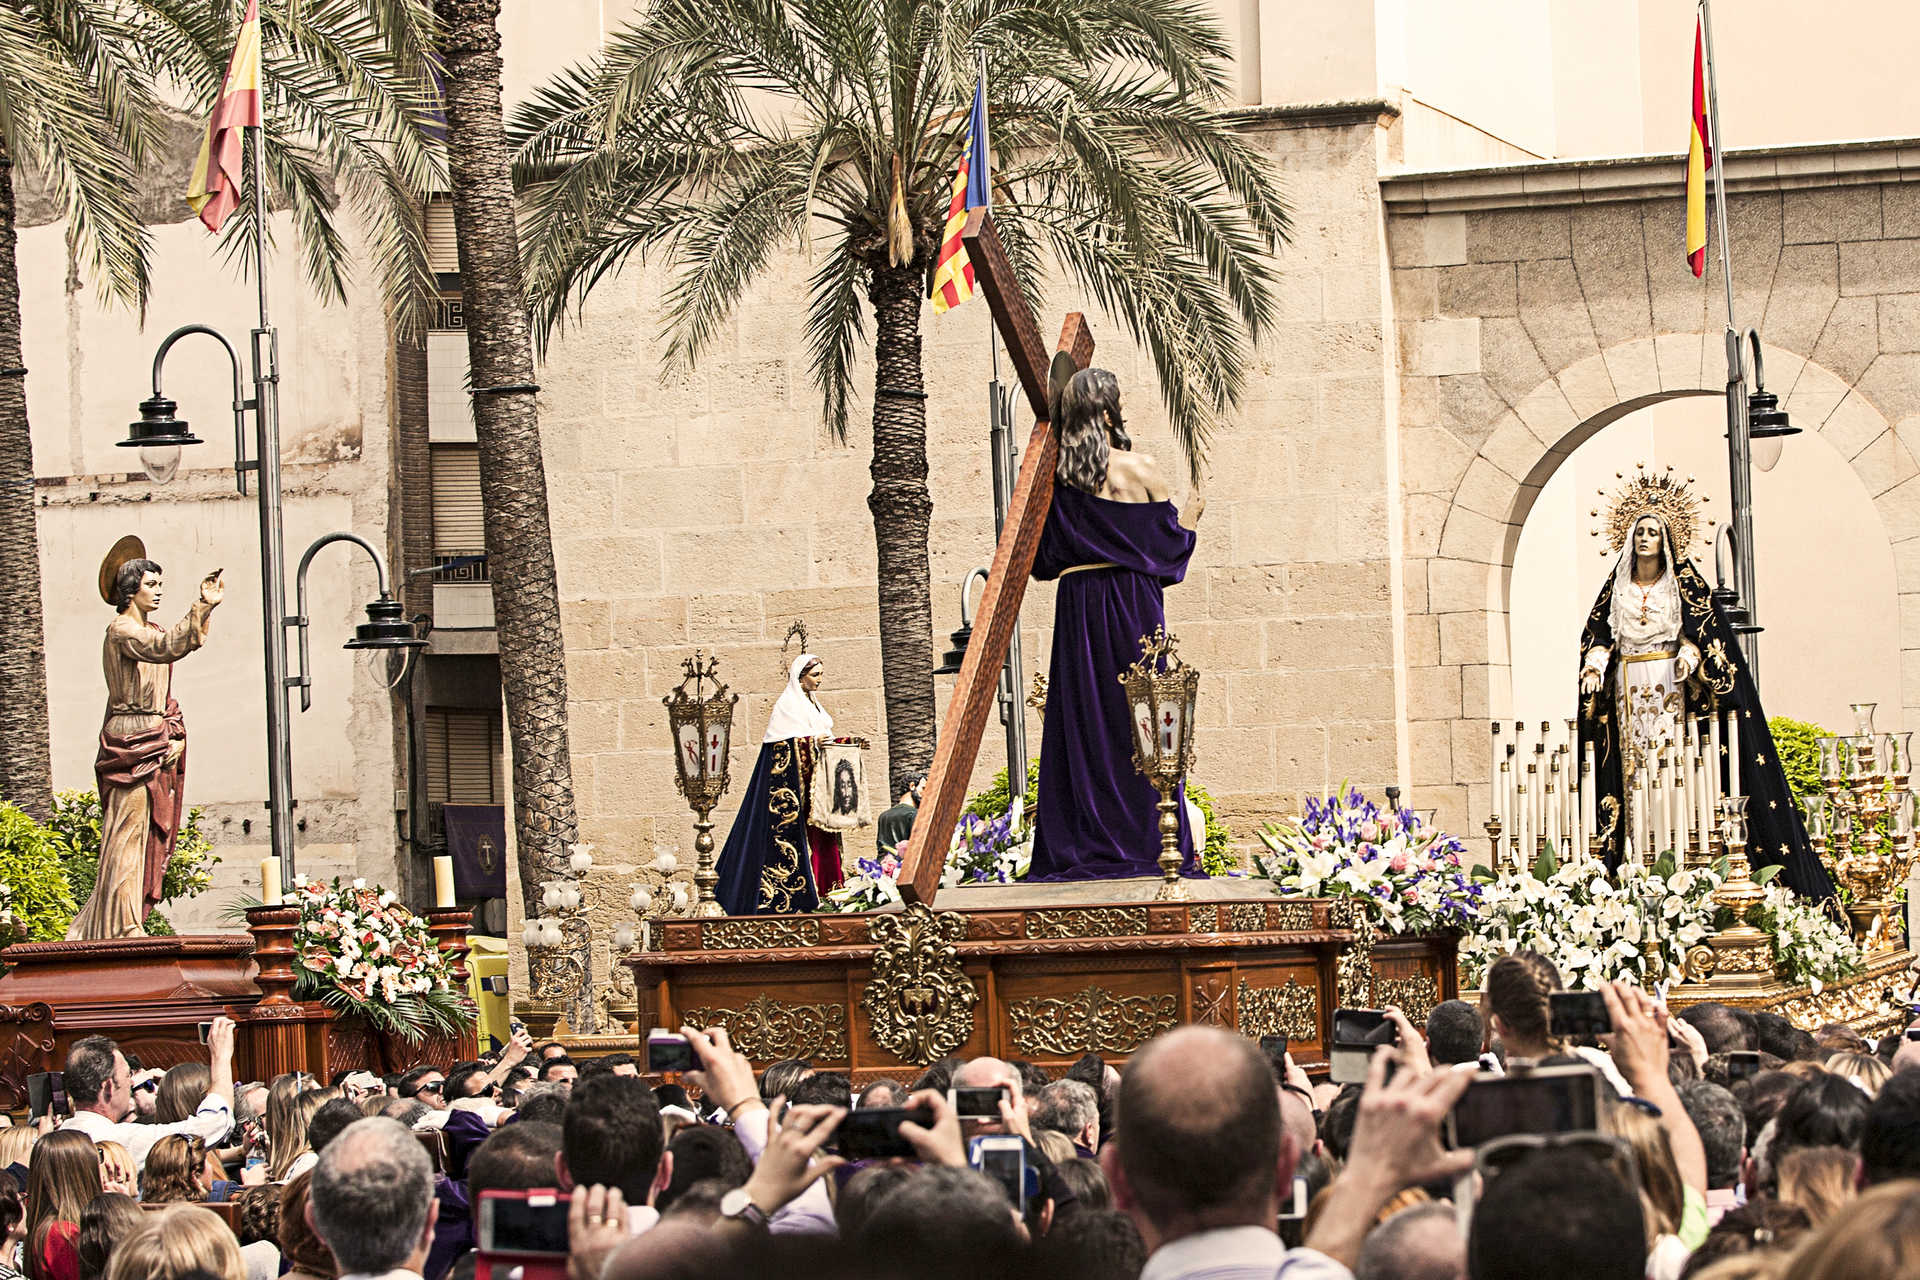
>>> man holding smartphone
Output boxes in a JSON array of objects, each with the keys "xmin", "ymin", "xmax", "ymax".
[{"xmin": 59, "ymin": 1016, "xmax": 238, "ymax": 1165}]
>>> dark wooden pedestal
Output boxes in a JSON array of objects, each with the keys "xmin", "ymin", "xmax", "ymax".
[{"xmin": 629, "ymin": 897, "xmax": 1458, "ymax": 1080}]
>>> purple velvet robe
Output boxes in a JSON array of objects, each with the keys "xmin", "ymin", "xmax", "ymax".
[{"xmin": 1027, "ymin": 482, "xmax": 1201, "ymax": 881}]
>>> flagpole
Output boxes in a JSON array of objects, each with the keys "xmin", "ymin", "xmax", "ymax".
[
  {"xmin": 1699, "ymin": 0, "xmax": 1762, "ymax": 677},
  {"xmin": 249, "ymin": 114, "xmax": 298, "ymax": 879}
]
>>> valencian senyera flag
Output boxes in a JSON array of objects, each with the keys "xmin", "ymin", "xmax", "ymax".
[
  {"xmin": 930, "ymin": 76, "xmax": 990, "ymax": 314},
  {"xmin": 1686, "ymin": 13, "xmax": 1712, "ymax": 278},
  {"xmin": 185, "ymin": 0, "xmax": 263, "ymax": 233}
]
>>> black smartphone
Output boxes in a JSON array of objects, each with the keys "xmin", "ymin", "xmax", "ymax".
[
  {"xmin": 1549, "ymin": 991, "xmax": 1613, "ymax": 1039},
  {"xmin": 26, "ymin": 1071, "xmax": 64, "ymax": 1121},
  {"xmin": 950, "ymin": 1085, "xmax": 1009, "ymax": 1119},
  {"xmin": 836, "ymin": 1104, "xmax": 935, "ymax": 1159},
  {"xmin": 971, "ymin": 1134, "xmax": 1028, "ymax": 1213},
  {"xmin": 197, "ymin": 1021, "xmax": 214, "ymax": 1045},
  {"xmin": 1332, "ymin": 1008, "xmax": 1397, "ymax": 1047},
  {"xmin": 1258, "ymin": 1034, "xmax": 1290, "ymax": 1058},
  {"xmin": 475, "ymin": 1190, "xmax": 570, "ymax": 1255},
  {"xmin": 1906, "ymin": 1028, "xmax": 1920, "ymax": 1043},
  {"xmin": 1725, "ymin": 1050, "xmax": 1763, "ymax": 1082},
  {"xmin": 1446, "ymin": 1065, "xmax": 1600, "ymax": 1149},
  {"xmin": 646, "ymin": 1031, "xmax": 695, "ymax": 1074}
]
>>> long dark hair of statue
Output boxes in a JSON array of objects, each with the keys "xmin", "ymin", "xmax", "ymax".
[{"xmin": 1054, "ymin": 368, "xmax": 1130, "ymax": 494}]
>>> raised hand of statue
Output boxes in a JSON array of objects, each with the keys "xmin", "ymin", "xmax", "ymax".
[
  {"xmin": 200, "ymin": 569, "xmax": 225, "ymax": 608},
  {"xmin": 1580, "ymin": 668, "xmax": 1603, "ymax": 696}
]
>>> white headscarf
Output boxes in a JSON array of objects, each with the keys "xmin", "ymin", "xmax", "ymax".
[
  {"xmin": 1608, "ymin": 514, "xmax": 1683, "ymax": 649},
  {"xmin": 764, "ymin": 653, "xmax": 833, "ymax": 743}
]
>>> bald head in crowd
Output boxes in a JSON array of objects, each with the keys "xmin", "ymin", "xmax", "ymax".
[{"xmin": 1107, "ymin": 1026, "xmax": 1292, "ymax": 1251}]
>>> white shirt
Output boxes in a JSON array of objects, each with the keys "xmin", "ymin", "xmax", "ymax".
[
  {"xmin": 1139, "ymin": 1225, "xmax": 1353, "ymax": 1280},
  {"xmin": 730, "ymin": 1107, "xmax": 837, "ymax": 1235},
  {"xmin": 60, "ymin": 1094, "xmax": 232, "ymax": 1166}
]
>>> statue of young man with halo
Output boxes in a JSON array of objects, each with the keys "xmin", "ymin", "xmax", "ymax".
[{"xmin": 1575, "ymin": 466, "xmax": 1831, "ymax": 899}]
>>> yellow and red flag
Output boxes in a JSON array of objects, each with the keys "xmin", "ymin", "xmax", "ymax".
[
  {"xmin": 1686, "ymin": 14, "xmax": 1712, "ymax": 278},
  {"xmin": 930, "ymin": 77, "xmax": 989, "ymax": 314},
  {"xmin": 185, "ymin": 0, "xmax": 263, "ymax": 233}
]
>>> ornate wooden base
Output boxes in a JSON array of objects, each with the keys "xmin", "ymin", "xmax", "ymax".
[
  {"xmin": 626, "ymin": 898, "xmax": 1458, "ymax": 1079},
  {"xmin": 1667, "ymin": 946, "xmax": 1918, "ymax": 1038}
]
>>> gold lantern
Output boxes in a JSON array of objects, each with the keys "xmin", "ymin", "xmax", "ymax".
[
  {"xmin": 662, "ymin": 652, "xmax": 740, "ymax": 918},
  {"xmin": 1117, "ymin": 627, "xmax": 1201, "ymax": 902}
]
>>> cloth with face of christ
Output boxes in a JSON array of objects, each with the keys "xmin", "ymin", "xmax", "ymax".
[{"xmin": 1025, "ymin": 482, "xmax": 1200, "ymax": 880}]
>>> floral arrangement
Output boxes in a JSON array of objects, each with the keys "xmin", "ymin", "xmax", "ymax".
[
  {"xmin": 286, "ymin": 877, "xmax": 473, "ymax": 1042},
  {"xmin": 819, "ymin": 809, "xmax": 1034, "ymax": 913},
  {"xmin": 823, "ymin": 851, "xmax": 905, "ymax": 912},
  {"xmin": 1460, "ymin": 850, "xmax": 1862, "ymax": 991},
  {"xmin": 1253, "ymin": 786, "xmax": 1482, "ymax": 935}
]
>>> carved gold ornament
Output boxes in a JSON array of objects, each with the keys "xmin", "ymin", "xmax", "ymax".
[
  {"xmin": 680, "ymin": 994, "xmax": 849, "ymax": 1062},
  {"xmin": 1236, "ymin": 978, "xmax": 1319, "ymax": 1042},
  {"xmin": 700, "ymin": 917, "xmax": 821, "ymax": 950},
  {"xmin": 1026, "ymin": 907, "xmax": 1150, "ymax": 939},
  {"xmin": 862, "ymin": 904, "xmax": 979, "ymax": 1065},
  {"xmin": 1271, "ymin": 901, "xmax": 1317, "ymax": 931},
  {"xmin": 1331, "ymin": 898, "xmax": 1375, "ymax": 1009},
  {"xmin": 1007, "ymin": 986, "xmax": 1177, "ymax": 1057},
  {"xmin": 1592, "ymin": 462, "xmax": 1707, "ymax": 557},
  {"xmin": 1374, "ymin": 973, "xmax": 1439, "ymax": 1027}
]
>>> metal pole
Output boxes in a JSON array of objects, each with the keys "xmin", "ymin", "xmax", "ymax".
[
  {"xmin": 1700, "ymin": 0, "xmax": 1760, "ymax": 678},
  {"xmin": 988, "ymin": 380, "xmax": 1028, "ymax": 797},
  {"xmin": 248, "ymin": 120, "xmax": 296, "ymax": 878}
]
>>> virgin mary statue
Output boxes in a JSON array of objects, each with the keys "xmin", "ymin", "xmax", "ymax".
[
  {"xmin": 714, "ymin": 655, "xmax": 845, "ymax": 914},
  {"xmin": 1027, "ymin": 363, "xmax": 1207, "ymax": 881},
  {"xmin": 1575, "ymin": 471, "xmax": 1830, "ymax": 898}
]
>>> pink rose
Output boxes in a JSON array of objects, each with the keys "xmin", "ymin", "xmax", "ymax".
[
  {"xmin": 1360, "ymin": 821, "xmax": 1381, "ymax": 843},
  {"xmin": 1389, "ymin": 853, "xmax": 1409, "ymax": 874}
]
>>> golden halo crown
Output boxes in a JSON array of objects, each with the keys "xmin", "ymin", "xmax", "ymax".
[{"xmin": 1589, "ymin": 462, "xmax": 1710, "ymax": 556}]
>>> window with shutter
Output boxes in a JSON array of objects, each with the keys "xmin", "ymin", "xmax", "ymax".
[
  {"xmin": 425, "ymin": 196, "xmax": 460, "ymax": 275},
  {"xmin": 431, "ymin": 445, "xmax": 485, "ymax": 559},
  {"xmin": 425, "ymin": 707, "xmax": 503, "ymax": 831}
]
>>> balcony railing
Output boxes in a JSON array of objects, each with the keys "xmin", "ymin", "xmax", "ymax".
[{"xmin": 432, "ymin": 551, "xmax": 490, "ymax": 583}]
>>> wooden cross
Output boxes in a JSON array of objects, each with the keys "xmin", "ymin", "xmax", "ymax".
[{"xmin": 898, "ymin": 208, "xmax": 1094, "ymax": 905}]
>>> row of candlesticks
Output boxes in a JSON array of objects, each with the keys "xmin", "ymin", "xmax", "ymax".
[{"xmin": 1486, "ymin": 714, "xmax": 1748, "ymax": 865}]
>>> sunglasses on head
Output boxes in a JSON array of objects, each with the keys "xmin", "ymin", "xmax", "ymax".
[{"xmin": 132, "ymin": 1080, "xmax": 158, "ymax": 1095}]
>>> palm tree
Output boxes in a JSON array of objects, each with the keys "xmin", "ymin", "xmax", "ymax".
[
  {"xmin": 433, "ymin": 0, "xmax": 592, "ymax": 1031},
  {"xmin": 508, "ymin": 0, "xmax": 1288, "ymax": 794},
  {"xmin": 0, "ymin": 0, "xmax": 442, "ymax": 818}
]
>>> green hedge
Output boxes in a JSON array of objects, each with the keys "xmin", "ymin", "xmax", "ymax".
[{"xmin": 1769, "ymin": 716, "xmax": 1830, "ymax": 817}]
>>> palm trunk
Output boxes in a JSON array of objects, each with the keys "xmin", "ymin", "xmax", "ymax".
[
  {"xmin": 866, "ymin": 263, "xmax": 937, "ymax": 797},
  {"xmin": 0, "ymin": 143, "xmax": 53, "ymax": 821},
  {"xmin": 434, "ymin": 0, "xmax": 592, "ymax": 1029}
]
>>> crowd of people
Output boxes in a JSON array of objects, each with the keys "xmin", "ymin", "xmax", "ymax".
[{"xmin": 2, "ymin": 957, "xmax": 1919, "ymax": 1280}]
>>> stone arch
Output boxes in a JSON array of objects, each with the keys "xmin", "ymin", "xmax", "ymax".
[{"xmin": 1405, "ymin": 328, "xmax": 1920, "ymax": 833}]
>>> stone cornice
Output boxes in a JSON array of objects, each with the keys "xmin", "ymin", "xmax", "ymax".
[
  {"xmin": 1382, "ymin": 136, "xmax": 1920, "ymax": 213},
  {"xmin": 1224, "ymin": 99, "xmax": 1402, "ymax": 131}
]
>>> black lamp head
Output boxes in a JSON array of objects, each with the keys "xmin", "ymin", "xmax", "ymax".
[
  {"xmin": 1746, "ymin": 387, "xmax": 1798, "ymax": 440},
  {"xmin": 934, "ymin": 621, "xmax": 972, "ymax": 676},
  {"xmin": 119, "ymin": 395, "xmax": 204, "ymax": 449},
  {"xmin": 345, "ymin": 594, "xmax": 428, "ymax": 650}
]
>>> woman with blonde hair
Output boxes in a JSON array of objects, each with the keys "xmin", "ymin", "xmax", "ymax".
[
  {"xmin": 0, "ymin": 1130, "xmax": 35, "ymax": 1180},
  {"xmin": 1773, "ymin": 1146, "xmax": 1858, "ymax": 1227},
  {"xmin": 139, "ymin": 1135, "xmax": 210, "ymax": 1206},
  {"xmin": 103, "ymin": 1205, "xmax": 244, "ymax": 1280},
  {"xmin": 24, "ymin": 1130, "xmax": 100, "ymax": 1280},
  {"xmin": 1779, "ymin": 1179, "xmax": 1920, "ymax": 1280},
  {"xmin": 1821, "ymin": 1050, "xmax": 1890, "ymax": 1097},
  {"xmin": 265, "ymin": 1083, "xmax": 326, "ymax": 1182},
  {"xmin": 153, "ymin": 1062, "xmax": 211, "ymax": 1126},
  {"xmin": 86, "ymin": 1148, "xmax": 129, "ymax": 1203},
  {"xmin": 1604, "ymin": 1102, "xmax": 1696, "ymax": 1280}
]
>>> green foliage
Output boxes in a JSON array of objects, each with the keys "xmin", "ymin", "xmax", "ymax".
[
  {"xmin": 1769, "ymin": 716, "xmax": 1830, "ymax": 816},
  {"xmin": 48, "ymin": 789, "xmax": 219, "ymax": 916},
  {"xmin": 0, "ymin": 804, "xmax": 80, "ymax": 941},
  {"xmin": 960, "ymin": 756, "xmax": 1236, "ymax": 874}
]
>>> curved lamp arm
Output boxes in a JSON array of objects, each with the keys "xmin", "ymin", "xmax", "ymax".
[
  {"xmin": 1714, "ymin": 522, "xmax": 1739, "ymax": 593},
  {"xmin": 150, "ymin": 323, "xmax": 254, "ymax": 495},
  {"xmin": 959, "ymin": 566, "xmax": 990, "ymax": 627},
  {"xmin": 288, "ymin": 532, "xmax": 397, "ymax": 712}
]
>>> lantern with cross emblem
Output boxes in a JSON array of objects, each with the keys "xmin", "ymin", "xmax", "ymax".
[
  {"xmin": 1117, "ymin": 627, "xmax": 1202, "ymax": 901},
  {"xmin": 663, "ymin": 652, "xmax": 740, "ymax": 917}
]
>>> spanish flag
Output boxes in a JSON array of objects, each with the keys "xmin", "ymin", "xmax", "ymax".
[
  {"xmin": 185, "ymin": 0, "xmax": 263, "ymax": 234},
  {"xmin": 930, "ymin": 77, "xmax": 990, "ymax": 314},
  {"xmin": 1686, "ymin": 15, "xmax": 1712, "ymax": 278}
]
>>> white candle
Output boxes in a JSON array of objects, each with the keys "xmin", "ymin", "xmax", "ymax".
[
  {"xmin": 260, "ymin": 856, "xmax": 282, "ymax": 907},
  {"xmin": 1546, "ymin": 758, "xmax": 1561, "ymax": 856},
  {"xmin": 1583, "ymin": 744, "xmax": 1597, "ymax": 846},
  {"xmin": 1727, "ymin": 714, "xmax": 1742, "ymax": 797},
  {"xmin": 1680, "ymin": 721, "xmax": 1695, "ymax": 858},
  {"xmin": 1518, "ymin": 770, "xmax": 1532, "ymax": 866},
  {"xmin": 433, "ymin": 855, "xmax": 456, "ymax": 909},
  {"xmin": 1490, "ymin": 723, "xmax": 1503, "ymax": 829},
  {"xmin": 1699, "ymin": 743, "xmax": 1715, "ymax": 860}
]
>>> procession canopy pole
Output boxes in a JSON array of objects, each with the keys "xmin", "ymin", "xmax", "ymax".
[{"xmin": 898, "ymin": 208, "xmax": 1094, "ymax": 905}]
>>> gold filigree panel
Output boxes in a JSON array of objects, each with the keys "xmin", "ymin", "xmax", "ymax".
[
  {"xmin": 1373, "ymin": 973, "xmax": 1438, "ymax": 1027},
  {"xmin": 1189, "ymin": 905, "xmax": 1220, "ymax": 932},
  {"xmin": 1237, "ymin": 978, "xmax": 1318, "ymax": 1043},
  {"xmin": 1271, "ymin": 901, "xmax": 1316, "ymax": 931},
  {"xmin": 1224, "ymin": 903, "xmax": 1266, "ymax": 931},
  {"xmin": 701, "ymin": 918, "xmax": 821, "ymax": 950},
  {"xmin": 1025, "ymin": 907, "xmax": 1150, "ymax": 940},
  {"xmin": 1007, "ymin": 986, "xmax": 1177, "ymax": 1057},
  {"xmin": 862, "ymin": 905, "xmax": 979, "ymax": 1065},
  {"xmin": 1331, "ymin": 899, "xmax": 1375, "ymax": 1009},
  {"xmin": 680, "ymin": 994, "xmax": 849, "ymax": 1062}
]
